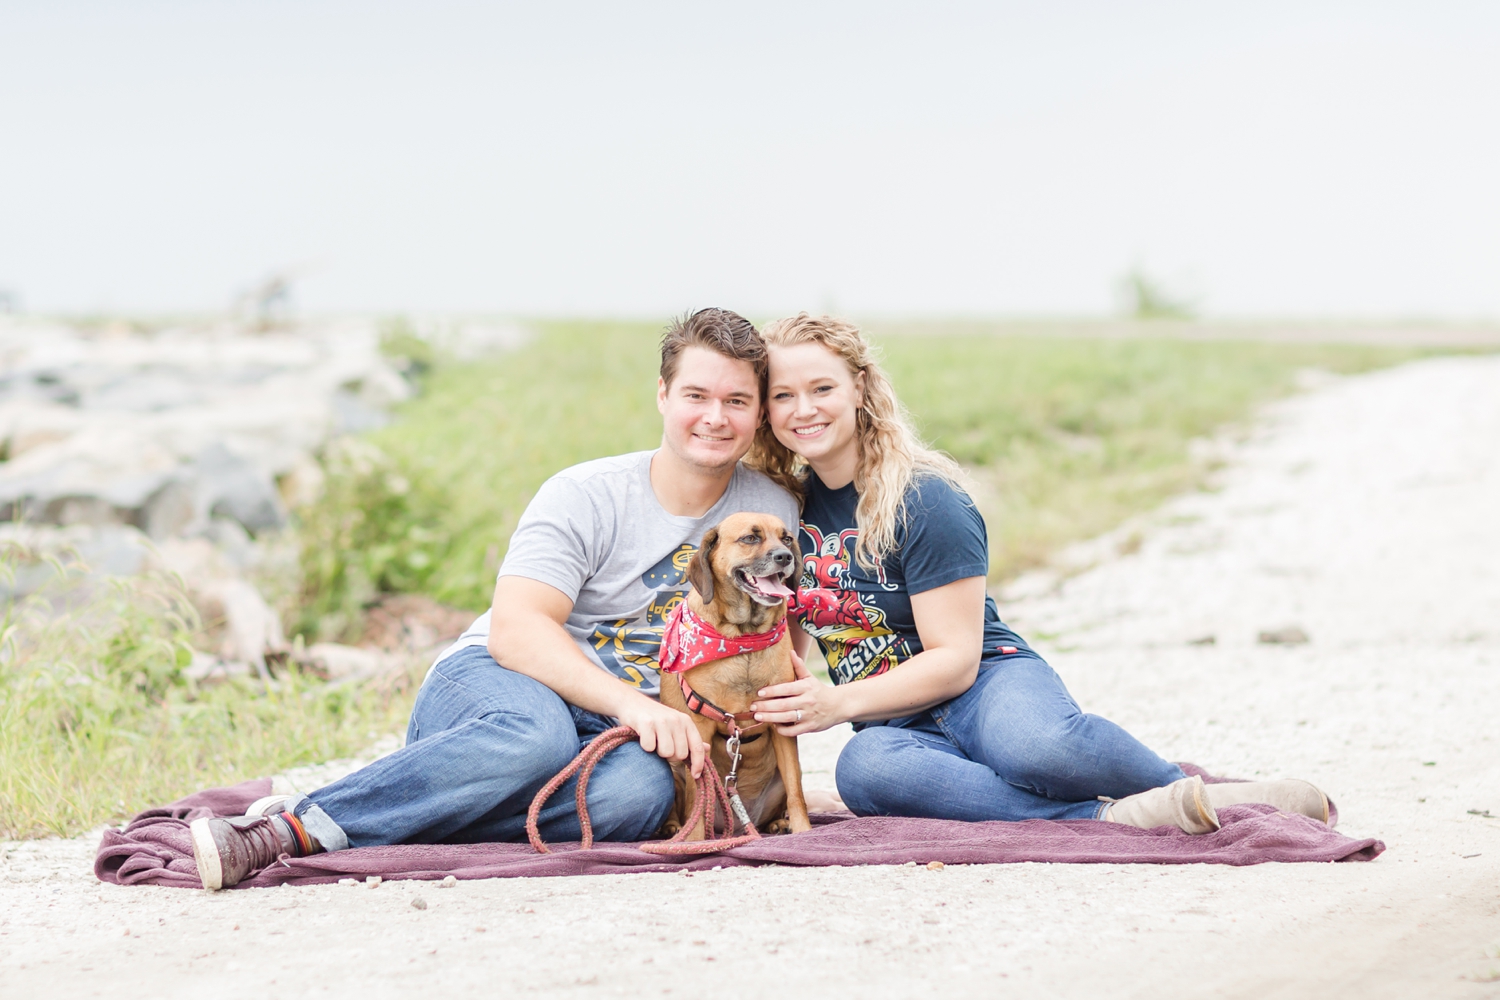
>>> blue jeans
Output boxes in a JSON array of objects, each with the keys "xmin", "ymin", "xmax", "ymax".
[
  {"xmin": 835, "ymin": 652, "xmax": 1184, "ymax": 821},
  {"xmin": 293, "ymin": 645, "xmax": 674, "ymax": 849}
]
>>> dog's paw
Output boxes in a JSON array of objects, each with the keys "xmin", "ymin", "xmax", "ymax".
[
  {"xmin": 766, "ymin": 816, "xmax": 792, "ymax": 835},
  {"xmin": 659, "ymin": 820, "xmax": 683, "ymax": 838}
]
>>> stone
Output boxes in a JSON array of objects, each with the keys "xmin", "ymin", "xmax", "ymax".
[
  {"xmin": 300, "ymin": 643, "xmax": 383, "ymax": 681},
  {"xmin": 366, "ymin": 876, "xmax": 381, "ymax": 888},
  {"xmin": 0, "ymin": 318, "xmax": 421, "ymax": 544},
  {"xmin": 411, "ymin": 897, "xmax": 428, "ymax": 910},
  {"xmin": 192, "ymin": 442, "xmax": 285, "ymax": 535},
  {"xmin": 440, "ymin": 875, "xmax": 457, "ymax": 888}
]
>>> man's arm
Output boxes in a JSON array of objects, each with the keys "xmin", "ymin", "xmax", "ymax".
[{"xmin": 486, "ymin": 575, "xmax": 706, "ymax": 776}]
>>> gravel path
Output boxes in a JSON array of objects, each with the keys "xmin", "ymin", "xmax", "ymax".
[{"xmin": 3, "ymin": 354, "xmax": 1498, "ymax": 999}]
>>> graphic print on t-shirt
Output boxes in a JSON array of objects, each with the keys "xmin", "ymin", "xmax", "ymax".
[
  {"xmin": 797, "ymin": 523, "xmax": 910, "ymax": 685},
  {"xmin": 588, "ymin": 543, "xmax": 695, "ymax": 688}
]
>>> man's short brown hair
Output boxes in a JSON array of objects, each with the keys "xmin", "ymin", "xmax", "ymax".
[{"xmin": 659, "ymin": 308, "xmax": 767, "ymax": 394}]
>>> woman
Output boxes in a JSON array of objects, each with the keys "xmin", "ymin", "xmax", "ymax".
[{"xmin": 745, "ymin": 314, "xmax": 1328, "ymax": 833}]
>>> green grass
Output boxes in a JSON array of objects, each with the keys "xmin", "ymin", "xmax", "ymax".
[
  {"xmin": 0, "ymin": 542, "xmax": 421, "ymax": 839},
  {"xmin": 295, "ymin": 321, "xmax": 1444, "ymax": 622}
]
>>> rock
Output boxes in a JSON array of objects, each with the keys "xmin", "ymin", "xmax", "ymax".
[
  {"xmin": 297, "ymin": 642, "xmax": 401, "ymax": 682},
  {"xmin": 926, "ymin": 861, "xmax": 945, "ymax": 871},
  {"xmin": 0, "ymin": 318, "xmax": 420, "ymax": 542},
  {"xmin": 359, "ymin": 594, "xmax": 478, "ymax": 654},
  {"xmin": 151, "ymin": 537, "xmax": 287, "ymax": 678},
  {"xmin": 1258, "ymin": 626, "xmax": 1310, "ymax": 645},
  {"xmin": 366, "ymin": 876, "xmax": 382, "ymax": 888},
  {"xmin": 192, "ymin": 442, "xmax": 285, "ymax": 535},
  {"xmin": 411, "ymin": 897, "xmax": 428, "ymax": 910},
  {"xmin": 440, "ymin": 875, "xmax": 457, "ymax": 888},
  {"xmin": 0, "ymin": 523, "xmax": 151, "ymax": 598},
  {"xmin": 338, "ymin": 878, "xmax": 359, "ymax": 886},
  {"xmin": 207, "ymin": 579, "xmax": 287, "ymax": 680}
]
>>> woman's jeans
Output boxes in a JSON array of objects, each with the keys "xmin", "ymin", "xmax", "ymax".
[
  {"xmin": 291, "ymin": 645, "xmax": 674, "ymax": 849},
  {"xmin": 836, "ymin": 652, "xmax": 1184, "ymax": 822}
]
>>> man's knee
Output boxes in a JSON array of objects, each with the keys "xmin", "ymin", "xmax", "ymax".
[
  {"xmin": 412, "ymin": 655, "xmax": 577, "ymax": 768},
  {"xmin": 587, "ymin": 744, "xmax": 675, "ymax": 841},
  {"xmin": 474, "ymin": 710, "xmax": 579, "ymax": 779}
]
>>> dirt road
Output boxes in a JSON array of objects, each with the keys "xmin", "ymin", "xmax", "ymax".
[{"xmin": 3, "ymin": 354, "xmax": 1498, "ymax": 999}]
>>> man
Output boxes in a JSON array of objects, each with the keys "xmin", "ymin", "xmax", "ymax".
[{"xmin": 190, "ymin": 309, "xmax": 799, "ymax": 889}]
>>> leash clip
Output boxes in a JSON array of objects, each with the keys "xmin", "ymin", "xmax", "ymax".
[{"xmin": 724, "ymin": 731, "xmax": 743, "ymax": 793}]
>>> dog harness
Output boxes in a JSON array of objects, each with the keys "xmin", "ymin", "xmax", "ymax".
[{"xmin": 659, "ymin": 601, "xmax": 788, "ymax": 738}]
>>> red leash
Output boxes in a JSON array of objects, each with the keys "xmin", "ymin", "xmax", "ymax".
[{"xmin": 526, "ymin": 725, "xmax": 762, "ymax": 856}]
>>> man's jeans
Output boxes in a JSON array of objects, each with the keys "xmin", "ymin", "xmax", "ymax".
[
  {"xmin": 835, "ymin": 652, "xmax": 1185, "ymax": 822},
  {"xmin": 292, "ymin": 645, "xmax": 674, "ymax": 849}
]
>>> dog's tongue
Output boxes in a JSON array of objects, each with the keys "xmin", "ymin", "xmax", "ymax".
[{"xmin": 754, "ymin": 575, "xmax": 796, "ymax": 599}]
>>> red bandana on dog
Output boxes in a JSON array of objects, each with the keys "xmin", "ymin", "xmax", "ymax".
[{"xmin": 658, "ymin": 601, "xmax": 789, "ymax": 674}]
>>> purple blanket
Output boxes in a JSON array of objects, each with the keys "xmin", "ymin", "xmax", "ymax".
[{"xmin": 94, "ymin": 767, "xmax": 1384, "ymax": 889}]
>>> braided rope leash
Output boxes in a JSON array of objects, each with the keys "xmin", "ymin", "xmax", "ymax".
[{"xmin": 526, "ymin": 725, "xmax": 761, "ymax": 856}]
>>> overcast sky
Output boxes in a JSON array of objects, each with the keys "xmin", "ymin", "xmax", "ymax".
[{"xmin": 2, "ymin": 2, "xmax": 1497, "ymax": 319}]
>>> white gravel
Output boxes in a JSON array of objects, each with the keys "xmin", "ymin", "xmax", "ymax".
[{"xmin": 3, "ymin": 354, "xmax": 1499, "ymax": 999}]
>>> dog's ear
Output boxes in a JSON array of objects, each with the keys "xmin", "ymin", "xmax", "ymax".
[
  {"xmin": 786, "ymin": 530, "xmax": 802, "ymax": 589},
  {"xmin": 686, "ymin": 526, "xmax": 718, "ymax": 604}
]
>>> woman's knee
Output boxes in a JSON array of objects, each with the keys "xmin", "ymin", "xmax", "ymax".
[{"xmin": 835, "ymin": 728, "xmax": 910, "ymax": 816}]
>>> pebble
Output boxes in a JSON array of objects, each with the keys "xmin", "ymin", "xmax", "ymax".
[
  {"xmin": 411, "ymin": 897, "xmax": 428, "ymax": 910},
  {"xmin": 338, "ymin": 878, "xmax": 359, "ymax": 886},
  {"xmin": 440, "ymin": 875, "xmax": 457, "ymax": 888},
  {"xmin": 927, "ymin": 861, "xmax": 945, "ymax": 871},
  {"xmin": 366, "ymin": 876, "xmax": 382, "ymax": 888}
]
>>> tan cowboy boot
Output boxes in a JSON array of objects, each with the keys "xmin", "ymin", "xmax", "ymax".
[
  {"xmin": 1102, "ymin": 775, "xmax": 1220, "ymax": 834},
  {"xmin": 1204, "ymin": 779, "xmax": 1330, "ymax": 824}
]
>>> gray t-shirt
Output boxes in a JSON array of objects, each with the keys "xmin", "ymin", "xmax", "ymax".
[{"xmin": 435, "ymin": 450, "xmax": 798, "ymax": 698}]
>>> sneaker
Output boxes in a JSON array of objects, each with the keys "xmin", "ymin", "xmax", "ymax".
[
  {"xmin": 1204, "ymin": 779, "xmax": 1331, "ymax": 825},
  {"xmin": 1101, "ymin": 775, "xmax": 1221, "ymax": 835},
  {"xmin": 190, "ymin": 814, "xmax": 298, "ymax": 890}
]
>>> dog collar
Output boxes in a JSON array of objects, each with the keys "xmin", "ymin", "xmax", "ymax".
[
  {"xmin": 677, "ymin": 674, "xmax": 767, "ymax": 738},
  {"xmin": 658, "ymin": 601, "xmax": 789, "ymax": 675}
]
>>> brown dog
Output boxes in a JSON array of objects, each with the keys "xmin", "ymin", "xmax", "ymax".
[{"xmin": 658, "ymin": 511, "xmax": 812, "ymax": 839}]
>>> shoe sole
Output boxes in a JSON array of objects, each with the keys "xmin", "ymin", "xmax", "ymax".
[
  {"xmin": 245, "ymin": 794, "xmax": 291, "ymax": 818},
  {"xmin": 1187, "ymin": 777, "xmax": 1222, "ymax": 834},
  {"xmin": 189, "ymin": 817, "xmax": 224, "ymax": 891}
]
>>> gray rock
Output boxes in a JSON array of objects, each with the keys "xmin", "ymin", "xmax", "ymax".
[{"xmin": 192, "ymin": 442, "xmax": 285, "ymax": 535}]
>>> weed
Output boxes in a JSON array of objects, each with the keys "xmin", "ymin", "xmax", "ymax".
[{"xmin": 0, "ymin": 539, "xmax": 418, "ymax": 838}]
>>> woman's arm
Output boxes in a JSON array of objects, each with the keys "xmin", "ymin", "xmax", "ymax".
[{"xmin": 750, "ymin": 576, "xmax": 985, "ymax": 736}]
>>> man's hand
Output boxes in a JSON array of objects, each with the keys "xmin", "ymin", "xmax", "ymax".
[
  {"xmin": 615, "ymin": 697, "xmax": 708, "ymax": 777},
  {"xmin": 490, "ymin": 577, "xmax": 708, "ymax": 775}
]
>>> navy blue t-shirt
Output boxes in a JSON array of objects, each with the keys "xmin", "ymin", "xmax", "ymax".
[{"xmin": 795, "ymin": 472, "xmax": 1030, "ymax": 686}]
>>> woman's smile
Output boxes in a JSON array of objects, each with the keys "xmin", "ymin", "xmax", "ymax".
[{"xmin": 767, "ymin": 342, "xmax": 865, "ymax": 488}]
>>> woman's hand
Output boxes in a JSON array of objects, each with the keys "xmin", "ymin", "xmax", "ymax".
[{"xmin": 750, "ymin": 646, "xmax": 846, "ymax": 736}]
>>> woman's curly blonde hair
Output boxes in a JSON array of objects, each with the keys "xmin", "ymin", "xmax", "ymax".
[{"xmin": 745, "ymin": 313, "xmax": 967, "ymax": 571}]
